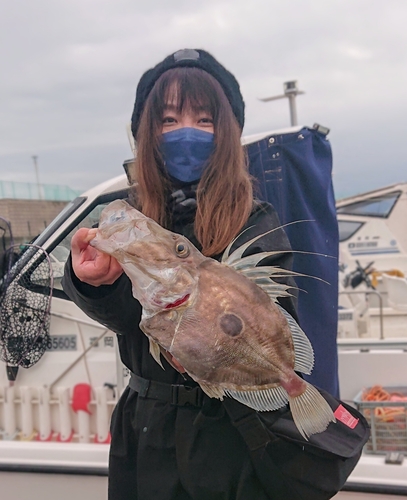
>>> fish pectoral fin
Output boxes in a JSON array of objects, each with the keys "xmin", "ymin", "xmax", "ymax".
[
  {"xmin": 288, "ymin": 382, "xmax": 336, "ymax": 440},
  {"xmin": 199, "ymin": 382, "xmax": 225, "ymax": 400},
  {"xmin": 225, "ymin": 386, "xmax": 288, "ymax": 412},
  {"xmin": 148, "ymin": 338, "xmax": 164, "ymax": 369}
]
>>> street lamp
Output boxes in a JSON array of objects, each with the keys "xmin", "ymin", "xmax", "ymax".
[
  {"xmin": 32, "ymin": 155, "xmax": 43, "ymax": 200},
  {"xmin": 259, "ymin": 80, "xmax": 305, "ymax": 126}
]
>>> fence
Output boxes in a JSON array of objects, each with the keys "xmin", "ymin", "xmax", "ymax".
[{"xmin": 0, "ymin": 181, "xmax": 81, "ymax": 202}]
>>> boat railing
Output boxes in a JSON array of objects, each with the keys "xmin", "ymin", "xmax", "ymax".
[
  {"xmin": 0, "ymin": 311, "xmax": 124, "ymax": 444},
  {"xmin": 339, "ymin": 289, "xmax": 384, "ymax": 339},
  {"xmin": 337, "ymin": 337, "xmax": 407, "ymax": 351}
]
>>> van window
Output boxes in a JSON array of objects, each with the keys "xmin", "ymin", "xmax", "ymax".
[
  {"xmin": 48, "ymin": 203, "xmax": 112, "ymax": 290},
  {"xmin": 22, "ymin": 189, "xmax": 129, "ymax": 294},
  {"xmin": 33, "ymin": 197, "xmax": 87, "ymax": 247},
  {"xmin": 336, "ymin": 192, "xmax": 400, "ymax": 218}
]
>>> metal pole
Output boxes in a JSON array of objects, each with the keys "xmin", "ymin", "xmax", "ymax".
[
  {"xmin": 287, "ymin": 94, "xmax": 298, "ymax": 126},
  {"xmin": 259, "ymin": 81, "xmax": 304, "ymax": 127},
  {"xmin": 32, "ymin": 155, "xmax": 42, "ymax": 200}
]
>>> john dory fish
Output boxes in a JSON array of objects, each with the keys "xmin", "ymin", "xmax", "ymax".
[{"xmin": 90, "ymin": 200, "xmax": 335, "ymax": 439}]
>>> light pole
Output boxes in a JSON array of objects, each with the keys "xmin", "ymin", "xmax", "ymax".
[
  {"xmin": 32, "ymin": 155, "xmax": 43, "ymax": 200},
  {"xmin": 259, "ymin": 80, "xmax": 305, "ymax": 126}
]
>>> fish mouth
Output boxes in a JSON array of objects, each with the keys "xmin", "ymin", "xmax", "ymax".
[
  {"xmin": 149, "ymin": 291, "xmax": 191, "ymax": 310},
  {"xmin": 164, "ymin": 294, "xmax": 191, "ymax": 309}
]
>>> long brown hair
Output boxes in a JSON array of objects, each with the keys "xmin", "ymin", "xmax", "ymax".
[{"xmin": 131, "ymin": 67, "xmax": 253, "ymax": 256}]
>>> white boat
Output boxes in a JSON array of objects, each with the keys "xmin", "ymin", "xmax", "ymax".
[
  {"xmin": 337, "ymin": 183, "xmax": 407, "ymax": 340},
  {"xmin": 1, "ymin": 132, "xmax": 406, "ymax": 498},
  {"xmin": 337, "ymin": 182, "xmax": 407, "ymax": 275}
]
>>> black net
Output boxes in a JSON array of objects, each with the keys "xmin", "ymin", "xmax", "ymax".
[{"xmin": 0, "ymin": 244, "xmax": 53, "ymax": 368}]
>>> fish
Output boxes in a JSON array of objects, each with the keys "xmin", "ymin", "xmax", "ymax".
[{"xmin": 90, "ymin": 199, "xmax": 336, "ymax": 439}]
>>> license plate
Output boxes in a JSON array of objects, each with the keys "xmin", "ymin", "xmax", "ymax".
[{"xmin": 46, "ymin": 335, "xmax": 77, "ymax": 351}]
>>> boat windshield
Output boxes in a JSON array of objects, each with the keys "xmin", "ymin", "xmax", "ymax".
[{"xmin": 337, "ymin": 191, "xmax": 400, "ymax": 218}]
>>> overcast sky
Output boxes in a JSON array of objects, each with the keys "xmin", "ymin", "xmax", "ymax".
[{"xmin": 1, "ymin": 0, "xmax": 406, "ymax": 199}]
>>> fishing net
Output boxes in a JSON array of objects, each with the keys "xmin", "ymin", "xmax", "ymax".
[{"xmin": 0, "ymin": 244, "xmax": 53, "ymax": 368}]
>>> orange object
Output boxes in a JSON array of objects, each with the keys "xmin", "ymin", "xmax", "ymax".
[{"xmin": 362, "ymin": 385, "xmax": 407, "ymax": 423}]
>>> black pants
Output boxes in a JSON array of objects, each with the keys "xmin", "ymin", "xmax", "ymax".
[{"xmin": 108, "ymin": 387, "xmax": 270, "ymax": 500}]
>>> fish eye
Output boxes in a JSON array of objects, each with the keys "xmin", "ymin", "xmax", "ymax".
[{"xmin": 175, "ymin": 241, "xmax": 189, "ymax": 258}]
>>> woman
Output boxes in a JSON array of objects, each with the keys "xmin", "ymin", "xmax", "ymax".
[{"xmin": 62, "ymin": 49, "xmax": 297, "ymax": 500}]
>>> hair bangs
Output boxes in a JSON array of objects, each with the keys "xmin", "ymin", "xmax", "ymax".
[{"xmin": 150, "ymin": 67, "xmax": 226, "ymax": 123}]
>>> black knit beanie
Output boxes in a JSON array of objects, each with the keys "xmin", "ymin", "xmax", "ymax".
[{"xmin": 131, "ymin": 48, "xmax": 245, "ymax": 139}]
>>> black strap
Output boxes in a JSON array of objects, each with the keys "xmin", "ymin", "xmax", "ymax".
[
  {"xmin": 129, "ymin": 372, "xmax": 205, "ymax": 407},
  {"xmin": 223, "ymin": 399, "xmax": 304, "ymax": 500},
  {"xmin": 222, "ymin": 398, "xmax": 272, "ymax": 451}
]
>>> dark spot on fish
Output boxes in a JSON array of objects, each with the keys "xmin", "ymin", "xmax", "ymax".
[{"xmin": 220, "ymin": 313, "xmax": 243, "ymax": 337}]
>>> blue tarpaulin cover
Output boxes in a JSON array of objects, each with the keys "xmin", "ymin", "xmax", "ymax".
[{"xmin": 246, "ymin": 126, "xmax": 339, "ymax": 397}]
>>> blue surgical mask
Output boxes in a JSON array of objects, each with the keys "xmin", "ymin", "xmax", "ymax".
[{"xmin": 160, "ymin": 127, "xmax": 214, "ymax": 183}]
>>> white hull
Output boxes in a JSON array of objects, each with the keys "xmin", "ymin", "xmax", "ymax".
[{"xmin": 1, "ymin": 340, "xmax": 406, "ymax": 499}]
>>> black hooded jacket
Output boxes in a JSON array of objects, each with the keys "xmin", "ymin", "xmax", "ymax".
[{"xmin": 62, "ymin": 200, "xmax": 297, "ymax": 500}]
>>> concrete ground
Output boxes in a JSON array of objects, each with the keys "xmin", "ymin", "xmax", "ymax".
[{"xmin": 335, "ymin": 492, "xmax": 407, "ymax": 499}]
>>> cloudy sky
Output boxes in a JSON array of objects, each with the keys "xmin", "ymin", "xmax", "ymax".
[{"xmin": 1, "ymin": 0, "xmax": 406, "ymax": 199}]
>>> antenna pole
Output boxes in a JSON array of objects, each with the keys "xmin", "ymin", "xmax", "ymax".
[{"xmin": 259, "ymin": 81, "xmax": 305, "ymax": 126}]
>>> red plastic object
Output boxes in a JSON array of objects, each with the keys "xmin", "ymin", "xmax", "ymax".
[
  {"xmin": 72, "ymin": 383, "xmax": 92, "ymax": 414},
  {"xmin": 334, "ymin": 404, "xmax": 359, "ymax": 429}
]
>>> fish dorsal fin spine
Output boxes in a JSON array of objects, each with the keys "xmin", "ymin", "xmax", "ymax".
[
  {"xmin": 221, "ymin": 226, "xmax": 331, "ymax": 304},
  {"xmin": 222, "ymin": 220, "xmax": 314, "ymax": 265},
  {"xmin": 225, "ymin": 259, "xmax": 299, "ymax": 303}
]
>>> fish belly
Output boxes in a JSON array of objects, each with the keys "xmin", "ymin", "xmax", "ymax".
[{"xmin": 141, "ymin": 260, "xmax": 295, "ymax": 391}]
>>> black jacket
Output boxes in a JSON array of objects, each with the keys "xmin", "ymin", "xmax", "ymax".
[{"xmin": 62, "ymin": 200, "xmax": 297, "ymax": 500}]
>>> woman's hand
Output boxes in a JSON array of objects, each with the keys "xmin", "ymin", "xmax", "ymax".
[{"xmin": 71, "ymin": 228, "xmax": 123, "ymax": 286}]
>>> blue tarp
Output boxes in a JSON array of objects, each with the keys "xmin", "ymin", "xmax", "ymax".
[{"xmin": 246, "ymin": 126, "xmax": 339, "ymax": 397}]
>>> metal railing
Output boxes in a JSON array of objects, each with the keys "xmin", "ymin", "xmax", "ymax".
[
  {"xmin": 339, "ymin": 289, "xmax": 385, "ymax": 340},
  {"xmin": 337, "ymin": 337, "xmax": 407, "ymax": 351}
]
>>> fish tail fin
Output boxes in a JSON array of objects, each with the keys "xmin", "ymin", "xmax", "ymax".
[{"xmin": 289, "ymin": 383, "xmax": 336, "ymax": 440}]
